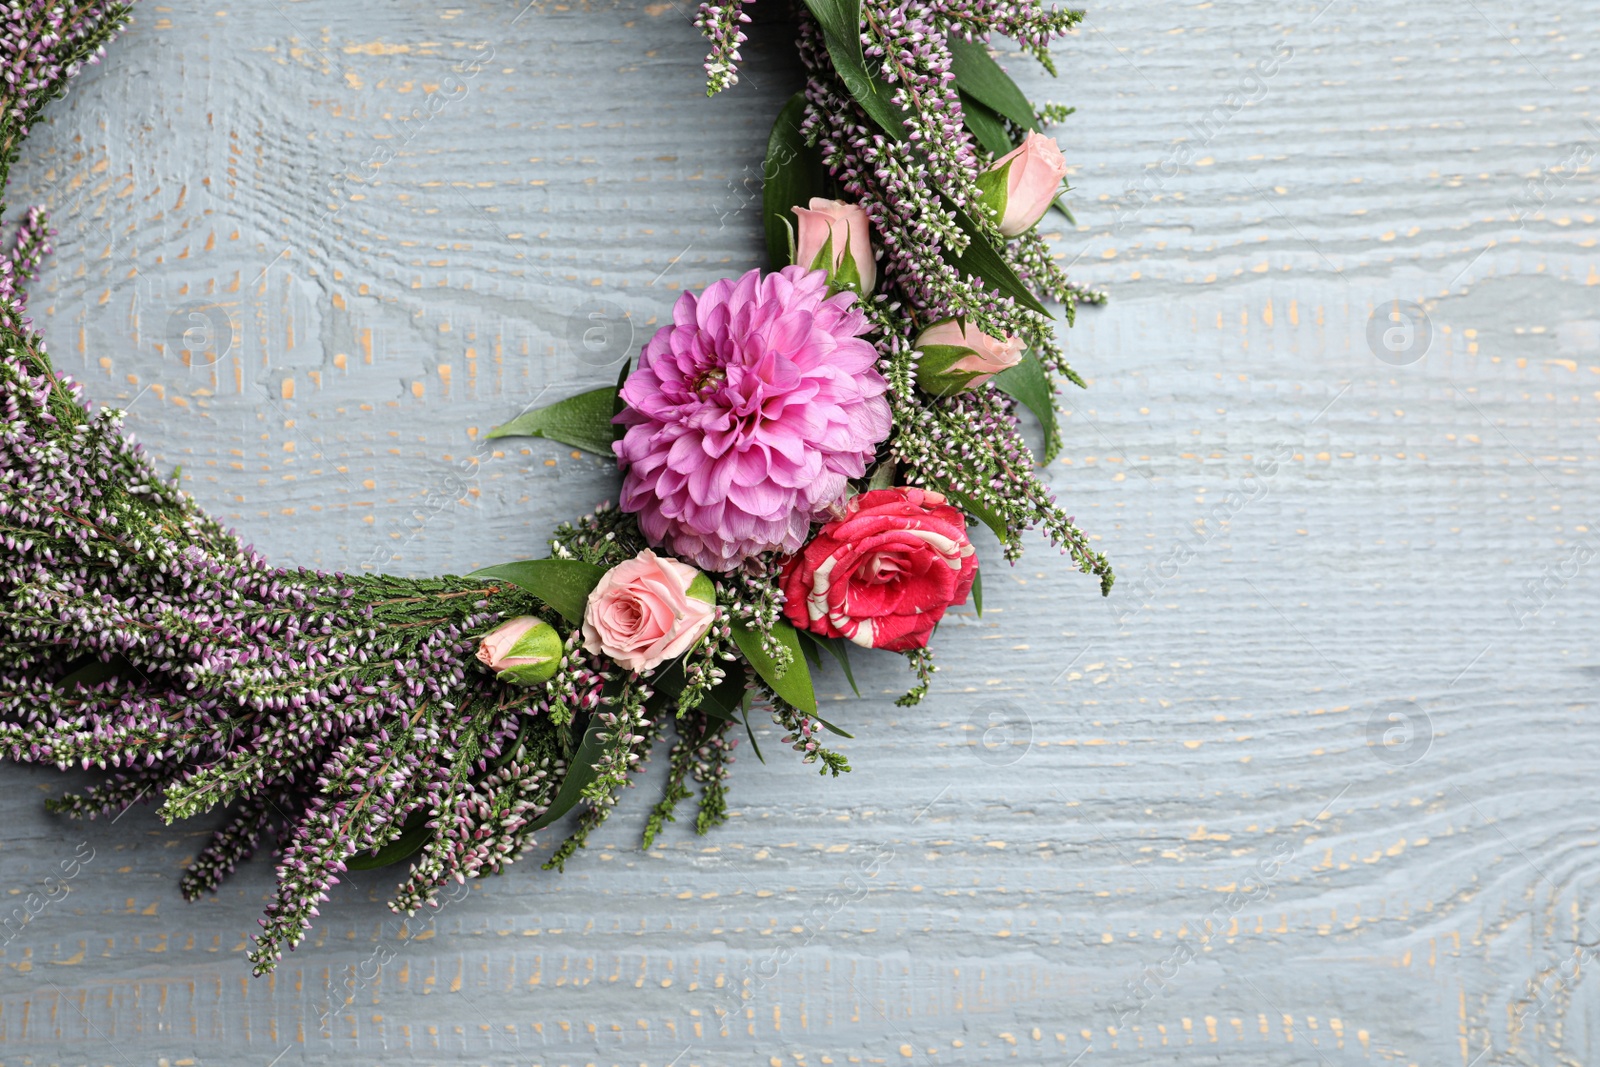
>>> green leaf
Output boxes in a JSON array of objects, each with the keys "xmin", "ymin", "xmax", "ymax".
[
  {"xmin": 794, "ymin": 629, "xmax": 861, "ymax": 698},
  {"xmin": 739, "ymin": 699, "xmax": 766, "ymax": 763},
  {"xmin": 914, "ymin": 342, "xmax": 988, "ymax": 397},
  {"xmin": 346, "ymin": 811, "xmax": 432, "ymax": 871},
  {"xmin": 613, "ymin": 357, "xmax": 631, "ymax": 444},
  {"xmin": 1049, "ymin": 196, "xmax": 1076, "ymax": 225},
  {"xmin": 796, "ymin": 631, "xmax": 824, "ymax": 669},
  {"xmin": 487, "ymin": 386, "xmax": 618, "ymax": 456},
  {"xmin": 866, "ymin": 459, "xmax": 897, "ymax": 491},
  {"xmin": 929, "ymin": 479, "xmax": 1009, "ymax": 543},
  {"xmin": 994, "ymin": 351, "xmax": 1059, "ymax": 463},
  {"xmin": 56, "ymin": 654, "xmax": 134, "ymax": 689},
  {"xmin": 947, "ymin": 36, "xmax": 1039, "ymax": 132},
  {"xmin": 945, "ymin": 203, "xmax": 1050, "ymax": 316},
  {"xmin": 697, "ymin": 665, "xmax": 749, "ymax": 723},
  {"xmin": 828, "ymin": 229, "xmax": 865, "ymax": 295},
  {"xmin": 763, "ymin": 93, "xmax": 827, "ymax": 268},
  {"xmin": 731, "ymin": 619, "xmax": 818, "ymax": 716},
  {"xmin": 526, "ymin": 713, "xmax": 608, "ymax": 832},
  {"xmin": 648, "ymin": 656, "xmax": 690, "ymax": 703},
  {"xmin": 959, "ymin": 90, "xmax": 1014, "ymax": 156},
  {"xmin": 800, "ymin": 0, "xmax": 909, "ymax": 139},
  {"xmin": 971, "ymin": 566, "xmax": 983, "ymax": 617},
  {"xmin": 809, "ymin": 711, "xmax": 854, "ymax": 739},
  {"xmin": 470, "ymin": 558, "xmax": 605, "ymax": 625}
]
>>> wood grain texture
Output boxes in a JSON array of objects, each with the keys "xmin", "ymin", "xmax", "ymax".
[{"xmin": 1, "ymin": 0, "xmax": 1597, "ymax": 1064}]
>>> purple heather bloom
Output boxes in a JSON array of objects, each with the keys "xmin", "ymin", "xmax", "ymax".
[{"xmin": 613, "ymin": 266, "xmax": 892, "ymax": 571}]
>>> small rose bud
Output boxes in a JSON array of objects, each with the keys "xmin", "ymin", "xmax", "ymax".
[
  {"xmin": 913, "ymin": 318, "xmax": 1026, "ymax": 395},
  {"xmin": 477, "ymin": 616, "xmax": 563, "ymax": 686},
  {"xmin": 792, "ymin": 197, "xmax": 876, "ymax": 296},
  {"xmin": 974, "ymin": 131, "xmax": 1068, "ymax": 238}
]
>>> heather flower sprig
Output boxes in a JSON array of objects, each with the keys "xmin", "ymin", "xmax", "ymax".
[
  {"xmin": 770, "ymin": 695, "xmax": 849, "ymax": 776},
  {"xmin": 0, "ymin": 1, "xmax": 134, "ymax": 195},
  {"xmin": 694, "ymin": 0, "xmax": 751, "ymax": 95}
]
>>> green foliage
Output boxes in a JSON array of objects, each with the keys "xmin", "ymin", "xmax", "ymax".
[
  {"xmin": 487, "ymin": 386, "xmax": 619, "ymax": 456},
  {"xmin": 527, "ymin": 713, "xmax": 609, "ymax": 831},
  {"xmin": 994, "ymin": 352, "xmax": 1061, "ymax": 463},
  {"xmin": 0, "ymin": 4, "xmax": 135, "ymax": 212},
  {"xmin": 959, "ymin": 90, "xmax": 1015, "ymax": 156},
  {"xmin": 732, "ymin": 618, "xmax": 817, "ymax": 715},
  {"xmin": 800, "ymin": 0, "xmax": 910, "ymax": 139},
  {"xmin": 794, "ymin": 628, "xmax": 860, "ymax": 698},
  {"xmin": 764, "ymin": 92, "xmax": 827, "ymax": 267},
  {"xmin": 346, "ymin": 810, "xmax": 432, "ymax": 871},
  {"xmin": 944, "ymin": 202, "xmax": 1050, "ymax": 316},
  {"xmin": 947, "ymin": 36, "xmax": 1039, "ymax": 131},
  {"xmin": 469, "ymin": 559, "xmax": 605, "ymax": 625}
]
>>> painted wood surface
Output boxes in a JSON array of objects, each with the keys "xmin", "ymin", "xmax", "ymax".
[{"xmin": 1, "ymin": 0, "xmax": 1597, "ymax": 1063}]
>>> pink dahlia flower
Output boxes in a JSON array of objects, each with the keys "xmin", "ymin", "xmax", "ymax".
[{"xmin": 614, "ymin": 266, "xmax": 892, "ymax": 571}]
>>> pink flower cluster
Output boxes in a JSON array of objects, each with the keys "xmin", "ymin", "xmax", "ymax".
[{"xmin": 613, "ymin": 265, "xmax": 891, "ymax": 571}]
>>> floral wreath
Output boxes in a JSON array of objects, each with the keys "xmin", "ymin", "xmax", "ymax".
[{"xmin": 0, "ymin": 0, "xmax": 1112, "ymax": 974}]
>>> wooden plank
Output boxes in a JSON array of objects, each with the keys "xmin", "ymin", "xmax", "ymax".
[{"xmin": 1, "ymin": 0, "xmax": 1596, "ymax": 1063}]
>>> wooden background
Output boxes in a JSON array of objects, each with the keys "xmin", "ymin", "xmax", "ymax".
[{"xmin": 2, "ymin": 0, "xmax": 1597, "ymax": 1063}]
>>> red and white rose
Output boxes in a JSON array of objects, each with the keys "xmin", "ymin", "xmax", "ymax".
[{"xmin": 780, "ymin": 487, "xmax": 978, "ymax": 652}]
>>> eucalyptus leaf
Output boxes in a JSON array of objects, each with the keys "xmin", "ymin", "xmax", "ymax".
[
  {"xmin": 994, "ymin": 351, "xmax": 1059, "ymax": 463},
  {"xmin": 731, "ymin": 619, "xmax": 818, "ymax": 715},
  {"xmin": 525, "ymin": 713, "xmax": 608, "ymax": 831},
  {"xmin": 948, "ymin": 36, "xmax": 1039, "ymax": 131},
  {"xmin": 764, "ymin": 92, "xmax": 826, "ymax": 268},
  {"xmin": 945, "ymin": 203, "xmax": 1050, "ymax": 316},
  {"xmin": 487, "ymin": 386, "xmax": 618, "ymax": 456},
  {"xmin": 469, "ymin": 558, "xmax": 605, "ymax": 625}
]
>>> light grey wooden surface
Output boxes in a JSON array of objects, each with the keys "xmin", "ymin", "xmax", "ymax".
[{"xmin": 1, "ymin": 0, "xmax": 1597, "ymax": 1064}]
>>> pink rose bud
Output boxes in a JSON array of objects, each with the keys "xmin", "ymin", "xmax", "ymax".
[
  {"xmin": 975, "ymin": 131, "xmax": 1068, "ymax": 237},
  {"xmin": 913, "ymin": 318, "xmax": 1026, "ymax": 394},
  {"xmin": 792, "ymin": 197, "xmax": 876, "ymax": 296},
  {"xmin": 582, "ymin": 549, "xmax": 717, "ymax": 673},
  {"xmin": 477, "ymin": 616, "xmax": 563, "ymax": 686}
]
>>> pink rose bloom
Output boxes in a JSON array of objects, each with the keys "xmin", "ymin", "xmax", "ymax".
[
  {"xmin": 793, "ymin": 197, "xmax": 876, "ymax": 295},
  {"xmin": 780, "ymin": 487, "xmax": 978, "ymax": 652},
  {"xmin": 614, "ymin": 266, "xmax": 892, "ymax": 571},
  {"xmin": 477, "ymin": 616, "xmax": 563, "ymax": 685},
  {"xmin": 582, "ymin": 549, "xmax": 717, "ymax": 672},
  {"xmin": 914, "ymin": 318, "xmax": 1026, "ymax": 393},
  {"xmin": 978, "ymin": 131, "xmax": 1068, "ymax": 237}
]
